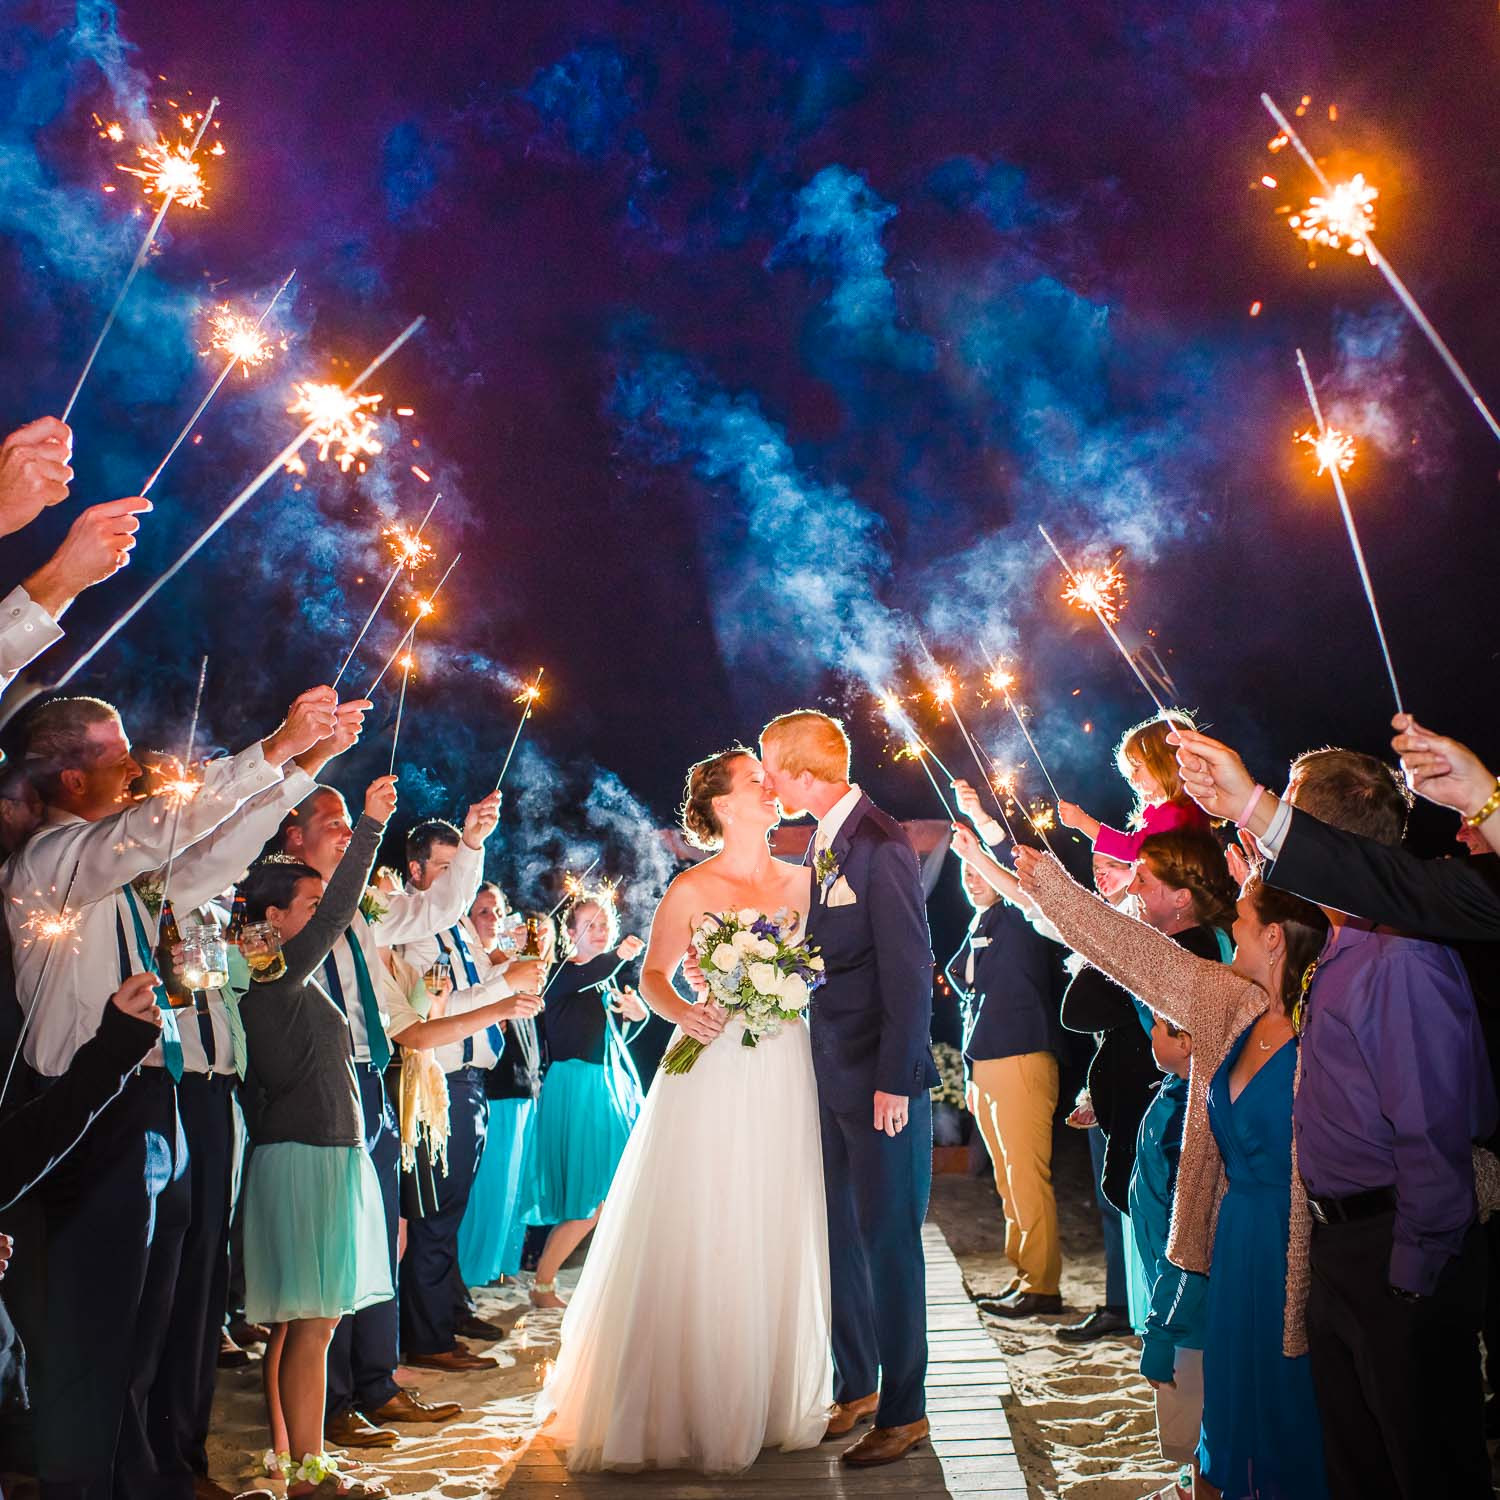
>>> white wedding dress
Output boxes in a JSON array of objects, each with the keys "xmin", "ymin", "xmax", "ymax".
[{"xmin": 536, "ymin": 992, "xmax": 832, "ymax": 1473}]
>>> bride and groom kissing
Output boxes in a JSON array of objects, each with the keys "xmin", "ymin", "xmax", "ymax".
[{"xmin": 536, "ymin": 709, "xmax": 941, "ymax": 1474}]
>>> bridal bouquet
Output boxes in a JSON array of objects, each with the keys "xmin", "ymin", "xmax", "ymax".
[{"xmin": 660, "ymin": 907, "xmax": 825, "ymax": 1075}]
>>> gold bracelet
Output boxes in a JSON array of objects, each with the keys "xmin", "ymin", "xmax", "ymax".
[{"xmin": 1464, "ymin": 779, "xmax": 1500, "ymax": 829}]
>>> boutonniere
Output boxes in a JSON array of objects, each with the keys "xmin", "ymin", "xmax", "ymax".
[
  {"xmin": 814, "ymin": 847, "xmax": 840, "ymax": 896},
  {"xmin": 359, "ymin": 888, "xmax": 389, "ymax": 925},
  {"xmin": 133, "ymin": 873, "xmax": 164, "ymax": 916}
]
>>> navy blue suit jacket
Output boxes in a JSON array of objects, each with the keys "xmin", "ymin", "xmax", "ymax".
[
  {"xmin": 805, "ymin": 793, "xmax": 939, "ymax": 1113},
  {"xmin": 946, "ymin": 900, "xmax": 1062, "ymax": 1066}
]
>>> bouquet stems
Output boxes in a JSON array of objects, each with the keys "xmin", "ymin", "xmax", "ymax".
[{"xmin": 660, "ymin": 1035, "xmax": 705, "ymax": 1075}]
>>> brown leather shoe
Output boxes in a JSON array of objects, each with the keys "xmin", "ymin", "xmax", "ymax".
[
  {"xmin": 324, "ymin": 1409, "xmax": 399, "ymax": 1449},
  {"xmin": 367, "ymin": 1387, "xmax": 463, "ymax": 1424},
  {"xmin": 402, "ymin": 1345, "xmax": 499, "ymax": 1373},
  {"xmin": 842, "ymin": 1416, "xmax": 930, "ymax": 1467},
  {"xmin": 823, "ymin": 1390, "xmax": 880, "ymax": 1440},
  {"xmin": 227, "ymin": 1318, "xmax": 271, "ymax": 1346}
]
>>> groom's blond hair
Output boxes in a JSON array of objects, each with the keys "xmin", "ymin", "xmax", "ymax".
[{"xmin": 760, "ymin": 710, "xmax": 851, "ymax": 784}]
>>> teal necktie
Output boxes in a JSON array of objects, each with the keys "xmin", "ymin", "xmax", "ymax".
[
  {"xmin": 123, "ymin": 885, "xmax": 184, "ymax": 1081},
  {"xmin": 222, "ymin": 945, "xmax": 250, "ymax": 1080},
  {"xmin": 345, "ymin": 927, "xmax": 392, "ymax": 1071}
]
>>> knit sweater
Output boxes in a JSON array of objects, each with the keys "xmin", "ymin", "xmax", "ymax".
[{"xmin": 1029, "ymin": 853, "xmax": 1312, "ymax": 1357}]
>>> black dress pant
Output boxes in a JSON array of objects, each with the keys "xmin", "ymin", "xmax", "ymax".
[
  {"xmin": 1307, "ymin": 1210, "xmax": 1489, "ymax": 1499},
  {"xmin": 146, "ymin": 1073, "xmax": 235, "ymax": 1484},
  {"xmin": 32, "ymin": 1068, "xmax": 189, "ymax": 1500}
]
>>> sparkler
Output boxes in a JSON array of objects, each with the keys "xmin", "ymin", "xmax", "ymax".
[
  {"xmin": 158, "ymin": 656, "xmax": 209, "ymax": 913},
  {"xmin": 1037, "ymin": 525, "xmax": 1167, "ymax": 714},
  {"xmin": 286, "ymin": 382, "xmax": 384, "ymax": 472},
  {"xmin": 0, "ymin": 862, "xmax": 83, "ymax": 1114},
  {"xmin": 63, "ymin": 98, "xmax": 220, "ymax": 422},
  {"xmin": 388, "ymin": 652, "xmax": 415, "ymax": 777},
  {"xmin": 1261, "ymin": 93, "xmax": 1500, "ymax": 446},
  {"xmin": 985, "ymin": 663, "xmax": 1065, "ymax": 812},
  {"xmin": 330, "ymin": 489, "xmax": 443, "ymax": 690},
  {"xmin": 878, "ymin": 689, "xmax": 961, "ymax": 821},
  {"xmin": 26, "ymin": 316, "xmax": 427, "ymax": 713},
  {"xmin": 920, "ymin": 656, "xmax": 1020, "ymax": 845},
  {"xmin": 1294, "ymin": 349, "xmax": 1405, "ymax": 714},
  {"xmin": 363, "ymin": 551, "xmax": 462, "ymax": 697},
  {"xmin": 140, "ymin": 269, "xmax": 296, "ymax": 496},
  {"xmin": 495, "ymin": 668, "xmax": 546, "ymax": 793},
  {"xmin": 547, "ymin": 857, "xmax": 604, "ymax": 920}
]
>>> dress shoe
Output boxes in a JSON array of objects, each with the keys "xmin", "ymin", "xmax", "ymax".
[
  {"xmin": 823, "ymin": 1390, "xmax": 880, "ymax": 1440},
  {"xmin": 324, "ymin": 1410, "xmax": 399, "ymax": 1449},
  {"xmin": 978, "ymin": 1290, "xmax": 1063, "ymax": 1318},
  {"xmin": 455, "ymin": 1312, "xmax": 507, "ymax": 1341},
  {"xmin": 842, "ymin": 1416, "xmax": 930, "ymax": 1467},
  {"xmin": 227, "ymin": 1318, "xmax": 271, "ymax": 1346},
  {"xmin": 216, "ymin": 1330, "xmax": 250, "ymax": 1369},
  {"xmin": 367, "ymin": 1387, "xmax": 464, "ymax": 1424},
  {"xmin": 1057, "ymin": 1304, "xmax": 1131, "ymax": 1344},
  {"xmin": 402, "ymin": 1345, "xmax": 499, "ymax": 1373}
]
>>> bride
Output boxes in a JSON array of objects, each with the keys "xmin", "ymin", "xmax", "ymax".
[{"xmin": 535, "ymin": 746, "xmax": 833, "ymax": 1473}]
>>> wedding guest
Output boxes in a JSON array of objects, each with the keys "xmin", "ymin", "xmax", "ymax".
[
  {"xmin": 394, "ymin": 826, "xmax": 545, "ymax": 1370},
  {"xmin": 274, "ymin": 783, "xmax": 499, "ymax": 1448},
  {"xmin": 524, "ymin": 896, "xmax": 648, "ymax": 1308},
  {"xmin": 237, "ymin": 776, "xmax": 400, "ymax": 1500},
  {"xmin": 0, "ymin": 686, "xmax": 337, "ymax": 1500},
  {"xmin": 1017, "ymin": 848, "xmax": 1332, "ymax": 1499},
  {"xmin": 0, "ymin": 763, "xmax": 41, "ymax": 856},
  {"xmin": 458, "ymin": 886, "xmax": 544, "ymax": 1290},
  {"xmin": 947, "ymin": 823, "xmax": 1064, "ymax": 1318},
  {"xmin": 1057, "ymin": 712, "xmax": 1210, "ymax": 861}
]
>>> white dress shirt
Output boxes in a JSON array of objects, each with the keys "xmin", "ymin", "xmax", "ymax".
[
  {"xmin": 0, "ymin": 586, "xmax": 63, "ymax": 695},
  {"xmin": 814, "ymin": 783, "xmax": 864, "ymax": 858},
  {"xmin": 326, "ymin": 839, "xmax": 486, "ymax": 1063},
  {"xmin": 398, "ymin": 914, "xmax": 513, "ymax": 1074},
  {"xmin": 3, "ymin": 742, "xmax": 286, "ymax": 1076}
]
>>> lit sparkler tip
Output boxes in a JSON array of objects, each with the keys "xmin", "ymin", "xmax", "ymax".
[
  {"xmin": 986, "ymin": 665, "xmax": 1017, "ymax": 695},
  {"xmin": 1288, "ymin": 173, "xmax": 1377, "ymax": 257},
  {"xmin": 1030, "ymin": 802, "xmax": 1058, "ymax": 833},
  {"xmin": 932, "ymin": 677, "xmax": 956, "ymax": 706},
  {"xmin": 1061, "ymin": 559, "xmax": 1128, "ymax": 624},
  {"xmin": 1298, "ymin": 425, "xmax": 1357, "ymax": 477},
  {"xmin": 21, "ymin": 906, "xmax": 81, "ymax": 945},
  {"xmin": 285, "ymin": 381, "xmax": 384, "ymax": 472},
  {"xmin": 118, "ymin": 136, "xmax": 211, "ymax": 209},
  {"xmin": 204, "ymin": 305, "xmax": 282, "ymax": 375},
  {"xmin": 382, "ymin": 524, "xmax": 434, "ymax": 572}
]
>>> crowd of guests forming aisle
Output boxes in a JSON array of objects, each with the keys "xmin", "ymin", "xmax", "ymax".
[{"xmin": 2, "ymin": 412, "xmax": 1500, "ymax": 1500}]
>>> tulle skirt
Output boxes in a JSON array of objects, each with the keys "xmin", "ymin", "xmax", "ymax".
[
  {"xmin": 537, "ymin": 1019, "xmax": 832, "ymax": 1473},
  {"xmin": 524, "ymin": 1059, "xmax": 640, "ymax": 1225},
  {"xmin": 243, "ymin": 1142, "xmax": 393, "ymax": 1324},
  {"xmin": 458, "ymin": 1097, "xmax": 536, "ymax": 1284}
]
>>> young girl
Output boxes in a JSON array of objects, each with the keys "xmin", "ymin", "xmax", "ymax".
[
  {"xmin": 524, "ymin": 894, "xmax": 648, "ymax": 1308},
  {"xmin": 237, "ymin": 776, "xmax": 397, "ymax": 1500},
  {"xmin": 1017, "ymin": 847, "xmax": 1331, "ymax": 1499},
  {"xmin": 1059, "ymin": 712, "xmax": 1210, "ymax": 862}
]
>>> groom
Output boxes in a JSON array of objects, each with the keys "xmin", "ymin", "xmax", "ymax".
[{"xmin": 760, "ymin": 710, "xmax": 939, "ymax": 1467}]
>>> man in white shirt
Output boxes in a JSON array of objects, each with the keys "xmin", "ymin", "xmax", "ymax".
[
  {"xmin": 275, "ymin": 784, "xmax": 502, "ymax": 1448},
  {"xmin": 1, "ymin": 684, "xmax": 339, "ymax": 1500},
  {"xmin": 394, "ymin": 821, "xmax": 544, "ymax": 1370}
]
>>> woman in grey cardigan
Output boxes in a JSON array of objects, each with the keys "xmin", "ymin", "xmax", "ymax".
[{"xmin": 237, "ymin": 775, "xmax": 396, "ymax": 1500}]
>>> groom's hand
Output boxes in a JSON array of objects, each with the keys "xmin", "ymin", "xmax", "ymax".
[{"xmin": 873, "ymin": 1091, "xmax": 909, "ymax": 1137}]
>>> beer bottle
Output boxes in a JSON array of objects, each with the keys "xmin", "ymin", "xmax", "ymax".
[
  {"xmin": 227, "ymin": 889, "xmax": 247, "ymax": 945},
  {"xmin": 156, "ymin": 899, "xmax": 192, "ymax": 1009},
  {"xmin": 522, "ymin": 914, "xmax": 542, "ymax": 957}
]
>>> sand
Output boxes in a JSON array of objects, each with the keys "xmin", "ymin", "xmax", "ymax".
[{"xmin": 200, "ymin": 1127, "xmax": 1171, "ymax": 1499}]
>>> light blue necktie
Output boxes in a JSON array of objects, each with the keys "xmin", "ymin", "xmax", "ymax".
[{"xmin": 122, "ymin": 885, "xmax": 184, "ymax": 1081}]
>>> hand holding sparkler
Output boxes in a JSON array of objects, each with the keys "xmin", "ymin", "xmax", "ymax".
[
  {"xmin": 1389, "ymin": 715, "xmax": 1498, "ymax": 824},
  {"xmin": 950, "ymin": 778, "xmax": 1005, "ymax": 847},
  {"xmin": 1169, "ymin": 728, "xmax": 1258, "ymax": 823},
  {"xmin": 296, "ymin": 697, "xmax": 374, "ymax": 777},
  {"xmin": 110, "ymin": 970, "xmax": 167, "ymax": 1027},
  {"xmin": 23, "ymin": 497, "xmax": 152, "ymax": 619},
  {"xmin": 0, "ymin": 418, "xmax": 74, "ymax": 533},
  {"xmin": 261, "ymin": 687, "xmax": 340, "ymax": 768},
  {"xmin": 364, "ymin": 774, "xmax": 399, "ymax": 827},
  {"xmin": 462, "ymin": 791, "xmax": 503, "ymax": 851},
  {"xmin": 1056, "ymin": 800, "xmax": 1099, "ymax": 839}
]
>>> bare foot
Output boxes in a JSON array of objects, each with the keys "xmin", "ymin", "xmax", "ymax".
[{"xmin": 529, "ymin": 1287, "xmax": 568, "ymax": 1310}]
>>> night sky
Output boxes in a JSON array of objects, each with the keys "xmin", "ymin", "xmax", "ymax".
[{"xmin": 3, "ymin": 0, "xmax": 1499, "ymax": 928}]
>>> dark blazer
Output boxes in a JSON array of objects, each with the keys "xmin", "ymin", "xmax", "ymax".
[
  {"xmin": 947, "ymin": 900, "xmax": 1061, "ymax": 1065},
  {"xmin": 805, "ymin": 792, "xmax": 939, "ymax": 1113}
]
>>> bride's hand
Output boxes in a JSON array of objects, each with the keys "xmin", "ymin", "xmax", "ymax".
[
  {"xmin": 681, "ymin": 946, "xmax": 709, "ymax": 996},
  {"xmin": 676, "ymin": 997, "xmax": 727, "ymax": 1045}
]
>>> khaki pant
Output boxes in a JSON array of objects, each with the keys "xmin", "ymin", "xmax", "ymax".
[{"xmin": 967, "ymin": 1052, "xmax": 1061, "ymax": 1295}]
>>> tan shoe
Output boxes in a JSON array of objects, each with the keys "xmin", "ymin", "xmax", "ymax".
[
  {"xmin": 823, "ymin": 1390, "xmax": 880, "ymax": 1440},
  {"xmin": 842, "ymin": 1416, "xmax": 930, "ymax": 1467},
  {"xmin": 367, "ymin": 1387, "xmax": 463, "ymax": 1424},
  {"xmin": 323, "ymin": 1410, "xmax": 398, "ymax": 1450}
]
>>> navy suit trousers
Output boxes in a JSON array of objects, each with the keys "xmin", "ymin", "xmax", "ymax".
[
  {"xmin": 819, "ymin": 1089, "xmax": 932, "ymax": 1427},
  {"xmin": 326, "ymin": 1065, "xmax": 401, "ymax": 1418},
  {"xmin": 400, "ymin": 1069, "xmax": 488, "ymax": 1357}
]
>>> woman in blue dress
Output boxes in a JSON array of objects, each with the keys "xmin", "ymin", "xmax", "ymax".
[
  {"xmin": 1019, "ymin": 849, "xmax": 1331, "ymax": 1500},
  {"xmin": 524, "ymin": 894, "xmax": 650, "ymax": 1307}
]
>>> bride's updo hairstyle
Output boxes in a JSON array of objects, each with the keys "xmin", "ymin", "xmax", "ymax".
[{"xmin": 680, "ymin": 746, "xmax": 753, "ymax": 852}]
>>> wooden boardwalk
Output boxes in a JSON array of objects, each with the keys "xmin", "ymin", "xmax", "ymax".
[{"xmin": 496, "ymin": 1223, "xmax": 1027, "ymax": 1497}]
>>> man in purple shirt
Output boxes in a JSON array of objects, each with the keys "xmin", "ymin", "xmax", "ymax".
[{"xmin": 1278, "ymin": 750, "xmax": 1494, "ymax": 1498}]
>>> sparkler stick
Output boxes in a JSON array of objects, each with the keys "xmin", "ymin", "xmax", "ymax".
[
  {"xmin": 331, "ymin": 489, "xmax": 443, "ymax": 689},
  {"xmin": 32, "ymin": 316, "xmax": 426, "ymax": 712},
  {"xmin": 1294, "ymin": 349, "xmax": 1405, "ymax": 714},
  {"xmin": 63, "ymin": 99, "xmax": 220, "ymax": 422},
  {"xmin": 1261, "ymin": 93, "xmax": 1500, "ymax": 445},
  {"xmin": 496, "ymin": 668, "xmax": 545, "ymax": 792},
  {"xmin": 141, "ymin": 269, "xmax": 296, "ymax": 495},
  {"xmin": 363, "ymin": 551, "xmax": 461, "ymax": 697},
  {"xmin": 388, "ymin": 652, "xmax": 414, "ymax": 777},
  {"xmin": 987, "ymin": 664, "xmax": 1066, "ymax": 810},
  {"xmin": 158, "ymin": 655, "xmax": 209, "ymax": 910},
  {"xmin": 1037, "ymin": 525, "xmax": 1168, "ymax": 714},
  {"xmin": 878, "ymin": 690, "xmax": 961, "ymax": 821},
  {"xmin": 547, "ymin": 857, "xmax": 603, "ymax": 920},
  {"xmin": 0, "ymin": 861, "xmax": 82, "ymax": 1115}
]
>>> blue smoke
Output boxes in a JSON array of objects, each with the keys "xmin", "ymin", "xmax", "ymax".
[{"xmin": 526, "ymin": 42, "xmax": 641, "ymax": 161}]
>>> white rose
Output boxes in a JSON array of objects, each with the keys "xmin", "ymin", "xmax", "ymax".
[
  {"xmin": 750, "ymin": 936, "xmax": 778, "ymax": 960},
  {"xmin": 738, "ymin": 908, "xmax": 762, "ymax": 926},
  {"xmin": 747, "ymin": 961, "xmax": 784, "ymax": 997},
  {"xmin": 709, "ymin": 942, "xmax": 740, "ymax": 971},
  {"xmin": 780, "ymin": 973, "xmax": 810, "ymax": 1011},
  {"xmin": 731, "ymin": 929, "xmax": 758, "ymax": 953},
  {"xmin": 808, "ymin": 956, "xmax": 825, "ymax": 972}
]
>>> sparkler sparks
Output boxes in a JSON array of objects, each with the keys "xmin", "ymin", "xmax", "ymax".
[
  {"xmin": 383, "ymin": 524, "xmax": 434, "ymax": 571},
  {"xmin": 205, "ymin": 305, "xmax": 282, "ymax": 375},
  {"xmin": 1287, "ymin": 173, "xmax": 1378, "ymax": 258},
  {"xmin": 285, "ymin": 382, "xmax": 384, "ymax": 472},
  {"xmin": 20, "ymin": 906, "xmax": 81, "ymax": 946},
  {"xmin": 1061, "ymin": 559, "xmax": 1127, "ymax": 624},
  {"xmin": 118, "ymin": 135, "xmax": 212, "ymax": 209},
  {"xmin": 1299, "ymin": 425, "xmax": 1357, "ymax": 477}
]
